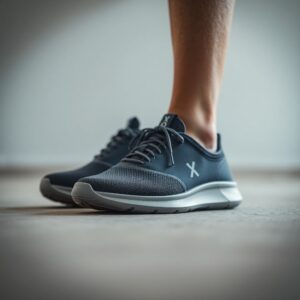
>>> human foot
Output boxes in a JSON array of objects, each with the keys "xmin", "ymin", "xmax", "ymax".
[{"xmin": 72, "ymin": 114, "xmax": 242, "ymax": 213}]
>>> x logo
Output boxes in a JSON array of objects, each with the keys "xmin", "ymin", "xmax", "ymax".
[{"xmin": 186, "ymin": 161, "xmax": 199, "ymax": 178}]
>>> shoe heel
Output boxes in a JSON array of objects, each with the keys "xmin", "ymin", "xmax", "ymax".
[{"xmin": 219, "ymin": 186, "xmax": 242, "ymax": 208}]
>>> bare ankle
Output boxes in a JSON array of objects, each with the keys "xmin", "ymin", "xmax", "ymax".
[
  {"xmin": 168, "ymin": 108, "xmax": 217, "ymax": 150},
  {"xmin": 186, "ymin": 125, "xmax": 216, "ymax": 151}
]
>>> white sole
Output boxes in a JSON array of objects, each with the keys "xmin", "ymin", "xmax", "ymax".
[{"xmin": 72, "ymin": 181, "xmax": 242, "ymax": 214}]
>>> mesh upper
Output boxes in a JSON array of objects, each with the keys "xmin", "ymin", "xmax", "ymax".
[
  {"xmin": 46, "ymin": 161, "xmax": 110, "ymax": 187},
  {"xmin": 80, "ymin": 163, "xmax": 186, "ymax": 196}
]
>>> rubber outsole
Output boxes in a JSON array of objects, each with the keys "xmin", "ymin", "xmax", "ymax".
[
  {"xmin": 72, "ymin": 181, "xmax": 242, "ymax": 214},
  {"xmin": 40, "ymin": 178, "xmax": 77, "ymax": 206}
]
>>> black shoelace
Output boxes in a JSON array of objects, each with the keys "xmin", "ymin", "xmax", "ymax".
[
  {"xmin": 95, "ymin": 128, "xmax": 137, "ymax": 160},
  {"xmin": 122, "ymin": 126, "xmax": 184, "ymax": 167}
]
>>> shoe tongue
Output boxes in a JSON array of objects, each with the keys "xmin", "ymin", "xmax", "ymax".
[
  {"xmin": 127, "ymin": 117, "xmax": 140, "ymax": 129},
  {"xmin": 158, "ymin": 114, "xmax": 186, "ymax": 132}
]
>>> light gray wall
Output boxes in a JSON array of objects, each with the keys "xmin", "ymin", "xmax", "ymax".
[{"xmin": 1, "ymin": 0, "xmax": 299, "ymax": 169}]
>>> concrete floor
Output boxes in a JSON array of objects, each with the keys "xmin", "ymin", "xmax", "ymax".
[{"xmin": 0, "ymin": 169, "xmax": 299, "ymax": 300}]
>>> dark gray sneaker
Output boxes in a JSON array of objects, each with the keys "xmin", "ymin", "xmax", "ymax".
[
  {"xmin": 40, "ymin": 117, "xmax": 140, "ymax": 206},
  {"xmin": 72, "ymin": 114, "xmax": 242, "ymax": 213}
]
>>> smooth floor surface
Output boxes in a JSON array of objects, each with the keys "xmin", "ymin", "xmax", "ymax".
[{"xmin": 1, "ymin": 169, "xmax": 300, "ymax": 300}]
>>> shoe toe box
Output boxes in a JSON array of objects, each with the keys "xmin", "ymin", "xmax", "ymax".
[
  {"xmin": 44, "ymin": 161, "xmax": 110, "ymax": 188},
  {"xmin": 79, "ymin": 163, "xmax": 185, "ymax": 196}
]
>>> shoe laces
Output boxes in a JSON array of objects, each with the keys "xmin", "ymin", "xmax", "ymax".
[
  {"xmin": 122, "ymin": 126, "xmax": 184, "ymax": 167},
  {"xmin": 95, "ymin": 128, "xmax": 138, "ymax": 160}
]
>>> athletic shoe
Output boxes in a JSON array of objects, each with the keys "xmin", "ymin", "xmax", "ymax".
[
  {"xmin": 72, "ymin": 114, "xmax": 242, "ymax": 213},
  {"xmin": 40, "ymin": 117, "xmax": 140, "ymax": 206}
]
